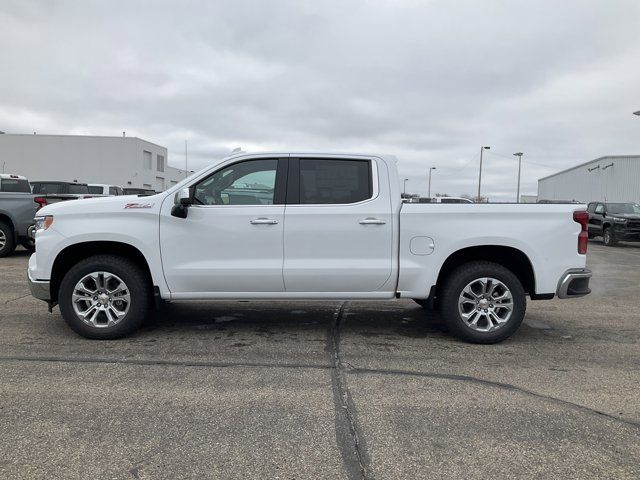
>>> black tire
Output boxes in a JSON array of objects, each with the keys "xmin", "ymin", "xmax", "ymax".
[
  {"xmin": 58, "ymin": 255, "xmax": 152, "ymax": 339},
  {"xmin": 603, "ymin": 227, "xmax": 617, "ymax": 246},
  {"xmin": 20, "ymin": 239, "xmax": 35, "ymax": 252},
  {"xmin": 439, "ymin": 261, "xmax": 526, "ymax": 344},
  {"xmin": 0, "ymin": 221, "xmax": 16, "ymax": 257}
]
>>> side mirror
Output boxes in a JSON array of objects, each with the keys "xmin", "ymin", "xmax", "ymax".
[
  {"xmin": 171, "ymin": 188, "xmax": 192, "ymax": 218},
  {"xmin": 178, "ymin": 188, "xmax": 192, "ymax": 206}
]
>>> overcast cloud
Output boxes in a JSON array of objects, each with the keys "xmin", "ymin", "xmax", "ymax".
[{"xmin": 1, "ymin": 0, "xmax": 639, "ymax": 200}]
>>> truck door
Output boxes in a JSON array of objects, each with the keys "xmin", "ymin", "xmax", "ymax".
[
  {"xmin": 159, "ymin": 157, "xmax": 287, "ymax": 294},
  {"xmin": 282, "ymin": 156, "xmax": 393, "ymax": 293}
]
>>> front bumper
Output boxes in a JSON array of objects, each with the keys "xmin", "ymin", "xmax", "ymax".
[
  {"xmin": 556, "ymin": 268, "xmax": 592, "ymax": 299},
  {"xmin": 27, "ymin": 269, "xmax": 51, "ymax": 302}
]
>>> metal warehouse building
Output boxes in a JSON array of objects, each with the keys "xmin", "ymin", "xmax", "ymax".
[
  {"xmin": 538, "ymin": 155, "xmax": 640, "ymax": 204},
  {"xmin": 0, "ymin": 133, "xmax": 186, "ymax": 191}
]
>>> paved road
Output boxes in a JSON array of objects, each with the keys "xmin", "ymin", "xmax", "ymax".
[{"xmin": 1, "ymin": 242, "xmax": 639, "ymax": 479}]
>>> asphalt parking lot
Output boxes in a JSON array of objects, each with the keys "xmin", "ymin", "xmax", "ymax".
[{"xmin": 1, "ymin": 242, "xmax": 639, "ymax": 479}]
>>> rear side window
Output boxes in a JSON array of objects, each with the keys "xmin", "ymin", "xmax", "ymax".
[
  {"xmin": 32, "ymin": 183, "xmax": 62, "ymax": 194},
  {"xmin": 88, "ymin": 186, "xmax": 103, "ymax": 195},
  {"xmin": 69, "ymin": 184, "xmax": 89, "ymax": 194},
  {"xmin": 1, "ymin": 179, "xmax": 31, "ymax": 193},
  {"xmin": 299, "ymin": 159, "xmax": 372, "ymax": 204},
  {"xmin": 587, "ymin": 203, "xmax": 596, "ymax": 213}
]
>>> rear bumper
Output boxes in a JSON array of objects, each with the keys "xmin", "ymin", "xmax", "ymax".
[
  {"xmin": 556, "ymin": 268, "xmax": 592, "ymax": 299},
  {"xmin": 27, "ymin": 269, "xmax": 51, "ymax": 302}
]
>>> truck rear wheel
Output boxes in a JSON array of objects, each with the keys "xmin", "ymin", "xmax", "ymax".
[
  {"xmin": 59, "ymin": 255, "xmax": 151, "ymax": 339},
  {"xmin": 0, "ymin": 221, "xmax": 16, "ymax": 257},
  {"xmin": 439, "ymin": 261, "xmax": 526, "ymax": 344}
]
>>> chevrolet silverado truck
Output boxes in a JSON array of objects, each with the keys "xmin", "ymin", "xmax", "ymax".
[
  {"xmin": 587, "ymin": 201, "xmax": 640, "ymax": 246},
  {"xmin": 28, "ymin": 152, "xmax": 592, "ymax": 343}
]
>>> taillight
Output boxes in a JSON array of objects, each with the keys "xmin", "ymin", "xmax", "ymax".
[
  {"xmin": 573, "ymin": 210, "xmax": 589, "ymax": 254},
  {"xmin": 34, "ymin": 197, "xmax": 48, "ymax": 212}
]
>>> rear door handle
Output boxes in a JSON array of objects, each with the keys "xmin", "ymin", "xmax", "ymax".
[
  {"xmin": 250, "ymin": 218, "xmax": 279, "ymax": 225},
  {"xmin": 359, "ymin": 218, "xmax": 386, "ymax": 225}
]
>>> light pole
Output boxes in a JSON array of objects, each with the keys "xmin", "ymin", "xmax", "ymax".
[
  {"xmin": 403, "ymin": 178, "xmax": 409, "ymax": 195},
  {"xmin": 477, "ymin": 146, "xmax": 490, "ymax": 202},
  {"xmin": 513, "ymin": 152, "xmax": 523, "ymax": 203},
  {"xmin": 427, "ymin": 167, "xmax": 436, "ymax": 197}
]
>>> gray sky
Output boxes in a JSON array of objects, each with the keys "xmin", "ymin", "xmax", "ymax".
[{"xmin": 1, "ymin": 0, "xmax": 639, "ymax": 200}]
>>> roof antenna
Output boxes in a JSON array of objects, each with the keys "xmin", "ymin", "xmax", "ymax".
[{"xmin": 231, "ymin": 147, "xmax": 243, "ymax": 154}]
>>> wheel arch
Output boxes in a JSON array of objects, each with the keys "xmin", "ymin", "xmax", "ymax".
[
  {"xmin": 435, "ymin": 245, "xmax": 536, "ymax": 297},
  {"xmin": 50, "ymin": 241, "xmax": 153, "ymax": 303}
]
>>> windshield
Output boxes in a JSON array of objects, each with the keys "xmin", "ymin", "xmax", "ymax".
[{"xmin": 607, "ymin": 203, "xmax": 640, "ymax": 214}]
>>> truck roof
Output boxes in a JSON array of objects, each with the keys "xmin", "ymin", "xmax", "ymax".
[{"xmin": 0, "ymin": 174, "xmax": 28, "ymax": 180}]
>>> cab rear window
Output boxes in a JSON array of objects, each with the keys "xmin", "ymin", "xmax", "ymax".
[{"xmin": 0, "ymin": 179, "xmax": 31, "ymax": 193}]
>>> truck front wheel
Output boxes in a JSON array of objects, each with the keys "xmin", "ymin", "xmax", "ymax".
[
  {"xmin": 603, "ymin": 227, "xmax": 617, "ymax": 246},
  {"xmin": 58, "ymin": 255, "xmax": 151, "ymax": 339},
  {"xmin": 439, "ymin": 261, "xmax": 526, "ymax": 344}
]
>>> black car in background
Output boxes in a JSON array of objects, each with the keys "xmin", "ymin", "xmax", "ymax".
[{"xmin": 587, "ymin": 202, "xmax": 640, "ymax": 246}]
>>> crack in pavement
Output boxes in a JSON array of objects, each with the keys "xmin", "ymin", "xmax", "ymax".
[
  {"xmin": 326, "ymin": 302, "xmax": 373, "ymax": 480},
  {"xmin": 2, "ymin": 293, "xmax": 31, "ymax": 305}
]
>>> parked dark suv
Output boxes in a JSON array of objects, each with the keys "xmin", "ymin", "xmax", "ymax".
[{"xmin": 587, "ymin": 202, "xmax": 640, "ymax": 246}]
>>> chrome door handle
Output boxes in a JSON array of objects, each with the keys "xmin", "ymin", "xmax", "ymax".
[
  {"xmin": 359, "ymin": 218, "xmax": 386, "ymax": 225},
  {"xmin": 250, "ymin": 218, "xmax": 279, "ymax": 225}
]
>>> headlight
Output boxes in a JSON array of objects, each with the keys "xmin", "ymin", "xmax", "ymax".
[
  {"xmin": 34, "ymin": 215, "xmax": 54, "ymax": 232},
  {"xmin": 612, "ymin": 217, "xmax": 628, "ymax": 224}
]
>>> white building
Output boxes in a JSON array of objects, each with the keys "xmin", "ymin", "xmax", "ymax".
[
  {"xmin": 0, "ymin": 133, "xmax": 186, "ymax": 191},
  {"xmin": 538, "ymin": 155, "xmax": 640, "ymax": 204}
]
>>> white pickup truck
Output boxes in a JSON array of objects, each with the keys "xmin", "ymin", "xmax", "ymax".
[{"xmin": 28, "ymin": 152, "xmax": 592, "ymax": 343}]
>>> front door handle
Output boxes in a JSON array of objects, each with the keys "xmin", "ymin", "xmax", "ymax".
[
  {"xmin": 359, "ymin": 218, "xmax": 386, "ymax": 225},
  {"xmin": 250, "ymin": 218, "xmax": 279, "ymax": 225}
]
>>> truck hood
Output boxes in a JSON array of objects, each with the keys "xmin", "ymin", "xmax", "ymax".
[{"xmin": 38, "ymin": 193, "xmax": 165, "ymax": 216}]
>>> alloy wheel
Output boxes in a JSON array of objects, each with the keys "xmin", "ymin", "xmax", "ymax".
[
  {"xmin": 71, "ymin": 271, "xmax": 131, "ymax": 327},
  {"xmin": 458, "ymin": 277, "xmax": 514, "ymax": 332}
]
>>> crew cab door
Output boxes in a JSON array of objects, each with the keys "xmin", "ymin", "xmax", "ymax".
[
  {"xmin": 159, "ymin": 157, "xmax": 287, "ymax": 294},
  {"xmin": 283, "ymin": 156, "xmax": 393, "ymax": 293}
]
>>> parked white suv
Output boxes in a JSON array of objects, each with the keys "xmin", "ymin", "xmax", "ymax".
[{"xmin": 28, "ymin": 152, "xmax": 592, "ymax": 343}]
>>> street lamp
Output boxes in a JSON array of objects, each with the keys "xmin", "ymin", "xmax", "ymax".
[
  {"xmin": 403, "ymin": 178, "xmax": 409, "ymax": 195},
  {"xmin": 513, "ymin": 152, "xmax": 523, "ymax": 203},
  {"xmin": 427, "ymin": 167, "xmax": 436, "ymax": 198},
  {"xmin": 477, "ymin": 146, "xmax": 490, "ymax": 202}
]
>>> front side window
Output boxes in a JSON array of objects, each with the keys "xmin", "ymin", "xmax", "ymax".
[
  {"xmin": 299, "ymin": 159, "xmax": 372, "ymax": 204},
  {"xmin": 109, "ymin": 187, "xmax": 118, "ymax": 195},
  {"xmin": 594, "ymin": 204, "xmax": 604, "ymax": 214},
  {"xmin": 193, "ymin": 159, "xmax": 277, "ymax": 206}
]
